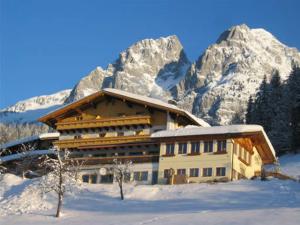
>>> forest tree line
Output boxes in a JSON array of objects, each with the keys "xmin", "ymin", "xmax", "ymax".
[{"xmin": 246, "ymin": 66, "xmax": 300, "ymax": 155}]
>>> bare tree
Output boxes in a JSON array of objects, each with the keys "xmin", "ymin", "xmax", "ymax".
[
  {"xmin": 112, "ymin": 159, "xmax": 132, "ymax": 200},
  {"xmin": 39, "ymin": 149, "xmax": 83, "ymax": 217}
]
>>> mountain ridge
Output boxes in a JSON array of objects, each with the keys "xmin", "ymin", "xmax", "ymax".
[{"xmin": 1, "ymin": 24, "xmax": 299, "ymax": 125}]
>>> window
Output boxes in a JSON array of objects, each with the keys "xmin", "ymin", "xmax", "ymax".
[
  {"xmin": 129, "ymin": 152, "xmax": 143, "ymax": 156},
  {"xmin": 178, "ymin": 143, "xmax": 187, "ymax": 154},
  {"xmin": 191, "ymin": 142, "xmax": 200, "ymax": 154},
  {"xmin": 74, "ymin": 135, "xmax": 82, "ymax": 139},
  {"xmin": 82, "ymin": 175, "xmax": 89, "ymax": 183},
  {"xmin": 166, "ymin": 144, "xmax": 175, "ymax": 155},
  {"xmin": 134, "ymin": 171, "xmax": 148, "ymax": 181},
  {"xmin": 204, "ymin": 141, "xmax": 213, "ymax": 153},
  {"xmin": 190, "ymin": 168, "xmax": 199, "ymax": 177},
  {"xmin": 216, "ymin": 167, "xmax": 226, "ymax": 176},
  {"xmin": 217, "ymin": 140, "xmax": 227, "ymax": 152},
  {"xmin": 90, "ymin": 174, "xmax": 97, "ymax": 184},
  {"xmin": 177, "ymin": 169, "xmax": 186, "ymax": 175},
  {"xmin": 203, "ymin": 168, "xmax": 212, "ymax": 177}
]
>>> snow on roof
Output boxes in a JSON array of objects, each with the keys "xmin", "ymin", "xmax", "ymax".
[
  {"xmin": 0, "ymin": 149, "xmax": 55, "ymax": 162},
  {"xmin": 0, "ymin": 133, "xmax": 59, "ymax": 150},
  {"xmin": 151, "ymin": 124, "xmax": 276, "ymax": 158},
  {"xmin": 103, "ymin": 88, "xmax": 210, "ymax": 127}
]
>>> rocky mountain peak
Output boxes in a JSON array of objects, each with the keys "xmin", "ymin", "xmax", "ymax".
[
  {"xmin": 66, "ymin": 35, "xmax": 190, "ymax": 103},
  {"xmin": 216, "ymin": 24, "xmax": 251, "ymax": 44}
]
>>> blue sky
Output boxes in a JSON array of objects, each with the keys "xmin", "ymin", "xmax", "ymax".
[{"xmin": 0, "ymin": 0, "xmax": 299, "ymax": 109}]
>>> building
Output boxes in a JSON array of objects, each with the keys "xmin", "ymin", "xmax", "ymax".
[
  {"xmin": 151, "ymin": 125, "xmax": 276, "ymax": 184},
  {"xmin": 0, "ymin": 133, "xmax": 59, "ymax": 174},
  {"xmin": 18, "ymin": 88, "xmax": 276, "ymax": 185},
  {"xmin": 38, "ymin": 88, "xmax": 210, "ymax": 184}
]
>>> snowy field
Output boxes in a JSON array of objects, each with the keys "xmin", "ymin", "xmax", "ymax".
[{"xmin": 1, "ymin": 155, "xmax": 300, "ymax": 225}]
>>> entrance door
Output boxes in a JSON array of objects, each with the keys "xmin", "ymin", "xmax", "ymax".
[{"xmin": 152, "ymin": 171, "xmax": 158, "ymax": 184}]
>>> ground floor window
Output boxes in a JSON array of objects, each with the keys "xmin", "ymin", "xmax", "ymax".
[
  {"xmin": 82, "ymin": 175, "xmax": 89, "ymax": 183},
  {"xmin": 134, "ymin": 171, "xmax": 148, "ymax": 181},
  {"xmin": 164, "ymin": 169, "xmax": 170, "ymax": 178},
  {"xmin": 189, "ymin": 168, "xmax": 199, "ymax": 177},
  {"xmin": 100, "ymin": 174, "xmax": 114, "ymax": 183},
  {"xmin": 216, "ymin": 167, "xmax": 226, "ymax": 176},
  {"xmin": 203, "ymin": 168, "xmax": 212, "ymax": 177},
  {"xmin": 82, "ymin": 174, "xmax": 98, "ymax": 183},
  {"xmin": 177, "ymin": 169, "xmax": 186, "ymax": 175}
]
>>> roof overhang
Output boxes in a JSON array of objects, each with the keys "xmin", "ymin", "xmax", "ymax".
[{"xmin": 38, "ymin": 88, "xmax": 210, "ymax": 128}]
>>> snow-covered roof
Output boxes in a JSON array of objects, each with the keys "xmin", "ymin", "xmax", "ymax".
[
  {"xmin": 151, "ymin": 124, "xmax": 276, "ymax": 160},
  {"xmin": 0, "ymin": 149, "xmax": 55, "ymax": 162},
  {"xmin": 0, "ymin": 133, "xmax": 59, "ymax": 150},
  {"xmin": 39, "ymin": 88, "xmax": 210, "ymax": 128}
]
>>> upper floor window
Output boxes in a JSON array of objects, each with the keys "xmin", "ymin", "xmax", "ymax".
[
  {"xmin": 216, "ymin": 167, "xmax": 226, "ymax": 176},
  {"xmin": 166, "ymin": 144, "xmax": 175, "ymax": 155},
  {"xmin": 217, "ymin": 140, "xmax": 227, "ymax": 152},
  {"xmin": 203, "ymin": 168, "xmax": 212, "ymax": 177},
  {"xmin": 178, "ymin": 143, "xmax": 187, "ymax": 154},
  {"xmin": 74, "ymin": 135, "xmax": 82, "ymax": 139},
  {"xmin": 191, "ymin": 142, "xmax": 200, "ymax": 154},
  {"xmin": 204, "ymin": 141, "xmax": 213, "ymax": 153},
  {"xmin": 75, "ymin": 116, "xmax": 83, "ymax": 121}
]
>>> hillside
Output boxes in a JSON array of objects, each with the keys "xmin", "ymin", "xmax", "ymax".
[{"xmin": 1, "ymin": 155, "xmax": 300, "ymax": 225}]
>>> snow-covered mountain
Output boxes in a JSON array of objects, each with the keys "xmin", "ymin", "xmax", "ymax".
[
  {"xmin": 174, "ymin": 24, "xmax": 300, "ymax": 124},
  {"xmin": 1, "ymin": 24, "xmax": 299, "ymax": 125},
  {"xmin": 65, "ymin": 35, "xmax": 190, "ymax": 103},
  {"xmin": 0, "ymin": 90, "xmax": 71, "ymax": 123}
]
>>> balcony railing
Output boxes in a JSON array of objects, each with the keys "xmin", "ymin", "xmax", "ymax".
[
  {"xmin": 56, "ymin": 115, "xmax": 151, "ymax": 130},
  {"xmin": 67, "ymin": 154, "xmax": 159, "ymax": 165},
  {"xmin": 54, "ymin": 135, "xmax": 151, "ymax": 149}
]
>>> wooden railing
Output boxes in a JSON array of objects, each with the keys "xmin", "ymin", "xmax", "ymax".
[
  {"xmin": 67, "ymin": 155, "xmax": 159, "ymax": 165},
  {"xmin": 54, "ymin": 135, "xmax": 151, "ymax": 148},
  {"xmin": 56, "ymin": 115, "xmax": 151, "ymax": 130}
]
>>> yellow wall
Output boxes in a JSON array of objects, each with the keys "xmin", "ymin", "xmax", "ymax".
[
  {"xmin": 157, "ymin": 138, "xmax": 264, "ymax": 184},
  {"xmin": 157, "ymin": 140, "xmax": 234, "ymax": 184}
]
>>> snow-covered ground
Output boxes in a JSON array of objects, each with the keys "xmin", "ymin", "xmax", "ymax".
[{"xmin": 1, "ymin": 155, "xmax": 300, "ymax": 225}]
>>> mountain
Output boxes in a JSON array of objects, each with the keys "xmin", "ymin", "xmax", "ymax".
[
  {"xmin": 0, "ymin": 90, "xmax": 71, "ymax": 123},
  {"xmin": 65, "ymin": 35, "xmax": 190, "ymax": 103},
  {"xmin": 1, "ymin": 24, "xmax": 299, "ymax": 126},
  {"xmin": 174, "ymin": 24, "xmax": 300, "ymax": 124}
]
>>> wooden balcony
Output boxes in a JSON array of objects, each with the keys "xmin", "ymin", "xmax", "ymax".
[
  {"xmin": 56, "ymin": 115, "xmax": 151, "ymax": 130},
  {"xmin": 54, "ymin": 135, "xmax": 151, "ymax": 149},
  {"xmin": 67, "ymin": 154, "xmax": 159, "ymax": 165}
]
